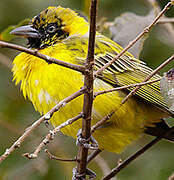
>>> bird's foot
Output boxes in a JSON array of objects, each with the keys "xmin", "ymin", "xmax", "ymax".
[
  {"xmin": 76, "ymin": 129, "xmax": 99, "ymax": 150},
  {"xmin": 72, "ymin": 167, "xmax": 96, "ymax": 180}
]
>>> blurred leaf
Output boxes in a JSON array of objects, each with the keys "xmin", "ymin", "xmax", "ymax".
[
  {"xmin": 156, "ymin": 22, "xmax": 174, "ymax": 49},
  {"xmin": 160, "ymin": 68, "xmax": 174, "ymax": 111},
  {"xmin": 109, "ymin": 11, "xmax": 155, "ymax": 58},
  {"xmin": 0, "ymin": 18, "xmax": 30, "ymax": 41}
]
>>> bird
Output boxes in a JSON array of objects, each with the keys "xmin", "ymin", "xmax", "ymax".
[{"xmin": 10, "ymin": 6, "xmax": 174, "ymax": 153}]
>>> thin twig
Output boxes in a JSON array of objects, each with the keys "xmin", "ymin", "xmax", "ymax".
[
  {"xmin": 0, "ymin": 40, "xmax": 85, "ymax": 73},
  {"xmin": 104, "ymin": 18, "xmax": 174, "ymax": 29},
  {"xmin": 0, "ymin": 88, "xmax": 85, "ymax": 163},
  {"xmin": 24, "ymin": 113, "xmax": 83, "ymax": 159},
  {"xmin": 91, "ymin": 111, "xmax": 114, "ymax": 134},
  {"xmin": 94, "ymin": 78, "xmax": 161, "ymax": 97},
  {"xmin": 87, "ymin": 149, "xmax": 102, "ymax": 164},
  {"xmin": 146, "ymin": 0, "xmax": 174, "ymax": 47},
  {"xmin": 121, "ymin": 54, "xmax": 174, "ymax": 104},
  {"xmin": 94, "ymin": 155, "xmax": 117, "ymax": 180},
  {"xmin": 102, "ymin": 125, "xmax": 174, "ymax": 180},
  {"xmin": 45, "ymin": 149, "xmax": 76, "ymax": 162},
  {"xmin": 76, "ymin": 0, "xmax": 97, "ymax": 179},
  {"xmin": 158, "ymin": 18, "xmax": 174, "ymax": 24},
  {"xmin": 94, "ymin": 1, "xmax": 173, "ymax": 77}
]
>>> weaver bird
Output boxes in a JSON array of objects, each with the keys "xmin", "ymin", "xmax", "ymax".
[{"xmin": 11, "ymin": 6, "xmax": 174, "ymax": 153}]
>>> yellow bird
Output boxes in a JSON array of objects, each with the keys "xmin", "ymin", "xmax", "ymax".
[{"xmin": 11, "ymin": 6, "xmax": 174, "ymax": 153}]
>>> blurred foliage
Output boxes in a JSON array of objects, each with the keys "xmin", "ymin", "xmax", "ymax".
[
  {"xmin": 0, "ymin": 0, "xmax": 174, "ymax": 180},
  {"xmin": 0, "ymin": 19, "xmax": 30, "ymax": 41},
  {"xmin": 109, "ymin": 11, "xmax": 154, "ymax": 58}
]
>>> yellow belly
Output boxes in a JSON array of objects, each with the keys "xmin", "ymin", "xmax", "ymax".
[
  {"xmin": 12, "ymin": 51, "xmax": 167, "ymax": 153},
  {"xmin": 50, "ymin": 80, "xmax": 165, "ymax": 153}
]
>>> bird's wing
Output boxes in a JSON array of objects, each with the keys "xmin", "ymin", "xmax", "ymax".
[
  {"xmin": 93, "ymin": 36, "xmax": 169, "ymax": 112},
  {"xmin": 65, "ymin": 35, "xmax": 169, "ymax": 113}
]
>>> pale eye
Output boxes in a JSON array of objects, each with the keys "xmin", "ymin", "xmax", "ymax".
[{"xmin": 46, "ymin": 24, "xmax": 57, "ymax": 33}]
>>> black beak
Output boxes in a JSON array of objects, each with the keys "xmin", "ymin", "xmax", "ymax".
[{"xmin": 10, "ymin": 25, "xmax": 40, "ymax": 38}]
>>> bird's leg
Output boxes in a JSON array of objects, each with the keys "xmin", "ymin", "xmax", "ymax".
[{"xmin": 76, "ymin": 129, "xmax": 99, "ymax": 150}]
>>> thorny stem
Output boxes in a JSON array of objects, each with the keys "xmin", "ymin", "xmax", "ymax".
[
  {"xmin": 76, "ymin": 0, "xmax": 97, "ymax": 179},
  {"xmin": 0, "ymin": 41, "xmax": 85, "ymax": 73}
]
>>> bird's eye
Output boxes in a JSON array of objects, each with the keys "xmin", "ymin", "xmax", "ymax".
[{"xmin": 46, "ymin": 24, "xmax": 57, "ymax": 34}]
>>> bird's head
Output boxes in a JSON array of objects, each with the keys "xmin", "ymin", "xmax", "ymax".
[{"xmin": 10, "ymin": 6, "xmax": 89, "ymax": 49}]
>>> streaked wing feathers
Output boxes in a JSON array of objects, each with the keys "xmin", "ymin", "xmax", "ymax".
[{"xmin": 95, "ymin": 52, "xmax": 169, "ymax": 111}]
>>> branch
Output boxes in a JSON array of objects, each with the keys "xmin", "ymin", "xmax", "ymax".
[
  {"xmin": 158, "ymin": 18, "xmax": 174, "ymax": 24},
  {"xmin": 94, "ymin": 0, "xmax": 173, "ymax": 76},
  {"xmin": 24, "ymin": 113, "xmax": 83, "ymax": 159},
  {"xmin": 45, "ymin": 149, "xmax": 76, "ymax": 162},
  {"xmin": 91, "ymin": 111, "xmax": 114, "ymax": 134},
  {"xmin": 87, "ymin": 149, "xmax": 102, "ymax": 164},
  {"xmin": 0, "ymin": 40, "xmax": 85, "ymax": 73},
  {"xmin": 76, "ymin": 0, "xmax": 97, "ymax": 178},
  {"xmin": 103, "ymin": 18, "xmax": 174, "ymax": 29},
  {"xmin": 146, "ymin": 0, "xmax": 174, "ymax": 46},
  {"xmin": 94, "ymin": 78, "xmax": 161, "ymax": 97},
  {"xmin": 121, "ymin": 54, "xmax": 174, "ymax": 104},
  {"xmin": 102, "ymin": 125, "xmax": 174, "ymax": 180},
  {"xmin": 0, "ymin": 88, "xmax": 85, "ymax": 163},
  {"xmin": 94, "ymin": 155, "xmax": 118, "ymax": 180}
]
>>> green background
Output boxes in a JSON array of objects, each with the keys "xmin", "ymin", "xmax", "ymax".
[{"xmin": 0, "ymin": 0, "xmax": 174, "ymax": 179}]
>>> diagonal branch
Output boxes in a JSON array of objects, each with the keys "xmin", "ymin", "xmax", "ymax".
[
  {"xmin": 24, "ymin": 113, "xmax": 83, "ymax": 159},
  {"xmin": 0, "ymin": 40, "xmax": 85, "ymax": 73},
  {"xmin": 102, "ymin": 125, "xmax": 174, "ymax": 180},
  {"xmin": 87, "ymin": 149, "xmax": 102, "ymax": 164},
  {"xmin": 0, "ymin": 88, "xmax": 85, "ymax": 163},
  {"xmin": 94, "ymin": 78, "xmax": 161, "ymax": 97},
  {"xmin": 94, "ymin": 1, "xmax": 173, "ymax": 77},
  {"xmin": 121, "ymin": 54, "xmax": 174, "ymax": 104}
]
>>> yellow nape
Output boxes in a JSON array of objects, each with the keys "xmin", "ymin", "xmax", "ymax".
[{"xmin": 12, "ymin": 6, "xmax": 169, "ymax": 153}]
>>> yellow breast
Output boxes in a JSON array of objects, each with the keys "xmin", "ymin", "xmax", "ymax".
[{"xmin": 12, "ymin": 36, "xmax": 166, "ymax": 153}]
